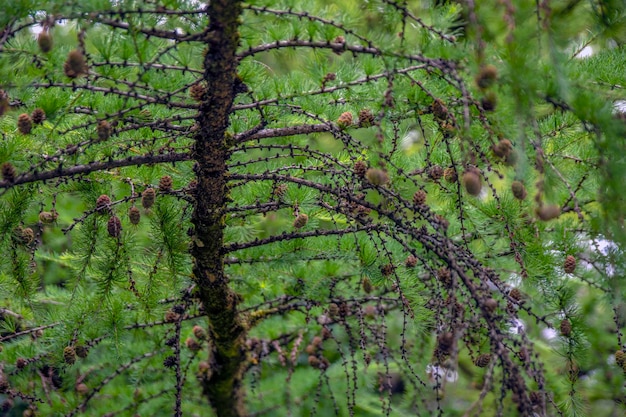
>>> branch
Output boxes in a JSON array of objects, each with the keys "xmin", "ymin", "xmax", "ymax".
[
  {"xmin": 0, "ymin": 152, "xmax": 189, "ymax": 190},
  {"xmin": 234, "ymin": 123, "xmax": 331, "ymax": 144},
  {"xmin": 0, "ymin": 323, "xmax": 60, "ymax": 343},
  {"xmin": 238, "ymin": 39, "xmax": 447, "ymax": 70},
  {"xmin": 0, "ymin": 124, "xmax": 331, "ymax": 189},
  {"xmin": 224, "ymin": 224, "xmax": 381, "ymax": 253},
  {"xmin": 95, "ymin": 17, "xmax": 207, "ymax": 42},
  {"xmin": 65, "ymin": 350, "xmax": 164, "ymax": 417},
  {"xmin": 28, "ymin": 82, "xmax": 196, "ymax": 110},
  {"xmin": 232, "ymin": 64, "xmax": 428, "ymax": 111}
]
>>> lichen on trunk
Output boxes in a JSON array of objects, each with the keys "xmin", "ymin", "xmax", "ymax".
[{"xmin": 190, "ymin": 1, "xmax": 246, "ymax": 416}]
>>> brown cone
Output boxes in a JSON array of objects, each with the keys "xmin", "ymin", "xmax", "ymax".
[{"xmin": 462, "ymin": 170, "xmax": 482, "ymax": 196}]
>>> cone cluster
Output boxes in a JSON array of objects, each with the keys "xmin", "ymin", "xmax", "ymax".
[
  {"xmin": 511, "ymin": 181, "xmax": 527, "ymax": 200},
  {"xmin": 354, "ymin": 160, "xmax": 367, "ymax": 178},
  {"xmin": 63, "ymin": 346, "xmax": 76, "ymax": 365}
]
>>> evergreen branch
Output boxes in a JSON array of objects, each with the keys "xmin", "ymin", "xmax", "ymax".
[
  {"xmin": 224, "ymin": 252, "xmax": 354, "ymax": 265},
  {"xmin": 84, "ymin": 7, "xmax": 209, "ymax": 17},
  {"xmin": 91, "ymin": 61, "xmax": 203, "ymax": 74},
  {"xmin": 0, "ymin": 152, "xmax": 189, "ymax": 190},
  {"xmin": 27, "ymin": 82, "xmax": 196, "ymax": 109},
  {"xmin": 0, "ymin": 124, "xmax": 331, "ymax": 194},
  {"xmin": 94, "ymin": 17, "xmax": 208, "ymax": 42},
  {"xmin": 230, "ymin": 144, "xmax": 352, "ymax": 175},
  {"xmin": 227, "ymin": 201, "xmax": 284, "ymax": 215},
  {"xmin": 105, "ymin": 388, "xmax": 173, "ymax": 416},
  {"xmin": 232, "ymin": 64, "xmax": 428, "ymax": 111},
  {"xmin": 65, "ymin": 349, "xmax": 165, "ymax": 417},
  {"xmin": 224, "ymin": 225, "xmax": 381, "ymax": 253},
  {"xmin": 0, "ymin": 323, "xmax": 60, "ymax": 343},
  {"xmin": 243, "ymin": 5, "xmax": 375, "ymax": 47},
  {"xmin": 234, "ymin": 123, "xmax": 331, "ymax": 144},
  {"xmin": 0, "ymin": 308, "xmax": 23, "ymax": 320},
  {"xmin": 246, "ymin": 295, "xmax": 401, "ymax": 327},
  {"xmin": 234, "ymin": 168, "xmax": 544, "ymax": 411},
  {"xmin": 238, "ymin": 39, "xmax": 452, "ymax": 71},
  {"xmin": 380, "ymin": 0, "xmax": 457, "ymax": 43}
]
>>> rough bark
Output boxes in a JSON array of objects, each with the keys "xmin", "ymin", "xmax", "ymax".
[{"xmin": 191, "ymin": 2, "xmax": 246, "ymax": 416}]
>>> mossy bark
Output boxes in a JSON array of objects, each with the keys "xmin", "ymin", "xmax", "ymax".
[{"xmin": 191, "ymin": 2, "xmax": 246, "ymax": 416}]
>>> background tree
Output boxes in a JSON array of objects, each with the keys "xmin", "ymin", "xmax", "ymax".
[{"xmin": 0, "ymin": 0, "xmax": 625, "ymax": 416}]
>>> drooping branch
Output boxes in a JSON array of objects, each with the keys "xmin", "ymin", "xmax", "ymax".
[{"xmin": 227, "ymin": 170, "xmax": 539, "ymax": 413}]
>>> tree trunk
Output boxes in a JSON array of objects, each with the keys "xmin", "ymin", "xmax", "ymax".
[{"xmin": 191, "ymin": 2, "xmax": 246, "ymax": 416}]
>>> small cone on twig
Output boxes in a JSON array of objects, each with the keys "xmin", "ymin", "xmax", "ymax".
[
  {"xmin": 64, "ymin": 50, "xmax": 88, "ymax": 78},
  {"xmin": 475, "ymin": 65, "xmax": 498, "ymax": 89},
  {"xmin": 293, "ymin": 213, "xmax": 308, "ymax": 229},
  {"xmin": 18, "ymin": 113, "xmax": 32, "ymax": 134},
  {"xmin": 337, "ymin": 112, "xmax": 353, "ymax": 129},
  {"xmin": 474, "ymin": 353, "xmax": 491, "ymax": 367},
  {"xmin": 142, "ymin": 188, "xmax": 156, "ymax": 209},
  {"xmin": 128, "ymin": 206, "xmax": 141, "ymax": 225},
  {"xmin": 107, "ymin": 216, "xmax": 122, "ymax": 238},
  {"xmin": 31, "ymin": 108, "xmax": 46, "ymax": 125},
  {"xmin": 38, "ymin": 31, "xmax": 53, "ymax": 53},
  {"xmin": 511, "ymin": 181, "xmax": 527, "ymax": 200},
  {"xmin": 1, "ymin": 162, "xmax": 16, "ymax": 183},
  {"xmin": 365, "ymin": 168, "xmax": 389, "ymax": 186},
  {"xmin": 354, "ymin": 160, "xmax": 367, "ymax": 178},
  {"xmin": 462, "ymin": 168, "xmax": 482, "ymax": 196},
  {"xmin": 564, "ymin": 255, "xmax": 576, "ymax": 273},
  {"xmin": 97, "ymin": 120, "xmax": 111, "ymax": 140},
  {"xmin": 536, "ymin": 204, "xmax": 560, "ymax": 221}
]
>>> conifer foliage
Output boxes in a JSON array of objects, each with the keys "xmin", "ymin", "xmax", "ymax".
[{"xmin": 1, "ymin": 1, "xmax": 626, "ymax": 416}]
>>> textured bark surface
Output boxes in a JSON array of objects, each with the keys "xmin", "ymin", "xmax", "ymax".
[{"xmin": 191, "ymin": 2, "xmax": 246, "ymax": 416}]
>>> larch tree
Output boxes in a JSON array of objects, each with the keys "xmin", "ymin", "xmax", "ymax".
[{"xmin": 0, "ymin": 0, "xmax": 625, "ymax": 416}]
